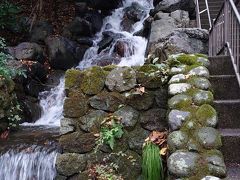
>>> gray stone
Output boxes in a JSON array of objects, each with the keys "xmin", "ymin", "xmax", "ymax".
[
  {"xmin": 60, "ymin": 118, "xmax": 76, "ymax": 135},
  {"xmin": 105, "ymin": 67, "xmax": 137, "ymax": 92},
  {"xmin": 30, "ymin": 21, "xmax": 53, "ymax": 43},
  {"xmin": 197, "ymin": 57, "xmax": 210, "ymax": 67},
  {"xmin": 190, "ymin": 77, "xmax": 211, "ymax": 90},
  {"xmin": 206, "ymin": 153, "xmax": 227, "ymax": 177},
  {"xmin": 170, "ymin": 10, "xmax": 189, "ymax": 27},
  {"xmin": 193, "ymin": 90, "xmax": 214, "ymax": 106},
  {"xmin": 169, "ymin": 74, "xmax": 186, "ymax": 84},
  {"xmin": 168, "ymin": 131, "xmax": 188, "ymax": 152},
  {"xmin": 168, "ymin": 83, "xmax": 191, "ymax": 96},
  {"xmin": 56, "ymin": 153, "xmax": 87, "ymax": 176},
  {"xmin": 140, "ymin": 108, "xmax": 167, "ymax": 131},
  {"xmin": 168, "ymin": 110, "xmax": 191, "ymax": 130},
  {"xmin": 128, "ymin": 126, "xmax": 150, "ymax": 154},
  {"xmin": 169, "ymin": 65, "xmax": 187, "ymax": 75},
  {"xmin": 155, "ymin": 88, "xmax": 168, "ymax": 109},
  {"xmin": 201, "ymin": 176, "xmax": 221, "ymax": 180},
  {"xmin": 154, "ymin": 12, "xmax": 170, "ymax": 20},
  {"xmin": 168, "ymin": 94, "xmax": 192, "ymax": 109},
  {"xmin": 89, "ymin": 91, "xmax": 125, "ymax": 112},
  {"xmin": 167, "ymin": 151, "xmax": 200, "ymax": 177},
  {"xmin": 113, "ymin": 106, "xmax": 139, "ymax": 130},
  {"xmin": 195, "ymin": 127, "xmax": 222, "ymax": 149},
  {"xmin": 79, "ymin": 110, "xmax": 108, "ymax": 133},
  {"xmin": 188, "ymin": 66, "xmax": 210, "ymax": 78}
]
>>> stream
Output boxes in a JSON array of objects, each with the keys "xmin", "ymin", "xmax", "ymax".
[{"xmin": 0, "ymin": 0, "xmax": 153, "ymax": 179}]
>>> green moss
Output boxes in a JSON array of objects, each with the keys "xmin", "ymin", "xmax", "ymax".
[
  {"xmin": 185, "ymin": 64, "xmax": 202, "ymax": 73},
  {"xmin": 65, "ymin": 69, "xmax": 83, "ymax": 90},
  {"xmin": 168, "ymin": 94, "xmax": 192, "ymax": 109},
  {"xmin": 195, "ymin": 53, "xmax": 208, "ymax": 59},
  {"xmin": 177, "ymin": 54, "xmax": 198, "ymax": 65},
  {"xmin": 81, "ymin": 66, "xmax": 108, "ymax": 95},
  {"xmin": 102, "ymin": 65, "xmax": 117, "ymax": 72},
  {"xmin": 196, "ymin": 104, "xmax": 217, "ymax": 124}
]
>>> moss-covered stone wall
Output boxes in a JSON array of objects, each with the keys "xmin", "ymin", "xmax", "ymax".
[
  {"xmin": 166, "ymin": 54, "xmax": 227, "ymax": 179},
  {"xmin": 56, "ymin": 65, "xmax": 169, "ymax": 179}
]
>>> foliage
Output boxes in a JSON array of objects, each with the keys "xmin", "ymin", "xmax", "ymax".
[
  {"xmin": 0, "ymin": 0, "xmax": 21, "ymax": 30},
  {"xmin": 96, "ymin": 115, "xmax": 124, "ymax": 150},
  {"xmin": 142, "ymin": 142, "xmax": 164, "ymax": 180},
  {"xmin": 0, "ymin": 37, "xmax": 26, "ymax": 79},
  {"xmin": 7, "ymin": 103, "xmax": 22, "ymax": 129}
]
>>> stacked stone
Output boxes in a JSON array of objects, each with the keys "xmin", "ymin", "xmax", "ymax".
[
  {"xmin": 56, "ymin": 65, "xmax": 168, "ymax": 179},
  {"xmin": 167, "ymin": 54, "xmax": 226, "ymax": 179}
]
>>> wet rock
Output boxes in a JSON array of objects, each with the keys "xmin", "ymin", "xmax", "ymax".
[
  {"xmin": 105, "ymin": 67, "xmax": 136, "ymax": 92},
  {"xmin": 27, "ymin": 61, "xmax": 48, "ymax": 82},
  {"xmin": 86, "ymin": 0, "xmax": 121, "ymax": 12},
  {"xmin": 205, "ymin": 151, "xmax": 227, "ymax": 177},
  {"xmin": 84, "ymin": 11, "xmax": 103, "ymax": 34},
  {"xmin": 168, "ymin": 83, "xmax": 191, "ymax": 95},
  {"xmin": 113, "ymin": 105, "xmax": 139, "ymax": 130},
  {"xmin": 128, "ymin": 125, "xmax": 150, "ymax": 154},
  {"xmin": 94, "ymin": 56, "xmax": 121, "ymax": 66},
  {"xmin": 196, "ymin": 104, "xmax": 218, "ymax": 127},
  {"xmin": 168, "ymin": 131, "xmax": 188, "ymax": 152},
  {"xmin": 136, "ymin": 64, "xmax": 163, "ymax": 88},
  {"xmin": 79, "ymin": 110, "xmax": 108, "ymax": 133},
  {"xmin": 126, "ymin": 91, "xmax": 154, "ymax": 111},
  {"xmin": 63, "ymin": 94, "xmax": 88, "ymax": 118},
  {"xmin": 168, "ymin": 109, "xmax": 191, "ymax": 130},
  {"xmin": 30, "ymin": 21, "xmax": 53, "ymax": 43},
  {"xmin": 56, "ymin": 153, "xmax": 87, "ymax": 176},
  {"xmin": 60, "ymin": 118, "xmax": 76, "ymax": 135},
  {"xmin": 97, "ymin": 36, "xmax": 113, "ymax": 53},
  {"xmin": 140, "ymin": 108, "xmax": 167, "ymax": 131},
  {"xmin": 45, "ymin": 36, "xmax": 80, "ymax": 70},
  {"xmin": 188, "ymin": 66, "xmax": 210, "ymax": 78},
  {"xmin": 168, "ymin": 94, "xmax": 192, "ymax": 109},
  {"xmin": 25, "ymin": 79, "xmax": 45, "ymax": 98},
  {"xmin": 114, "ymin": 40, "xmax": 134, "ymax": 57},
  {"xmin": 45, "ymin": 70, "xmax": 65, "ymax": 90},
  {"xmin": 7, "ymin": 42, "xmax": 45, "ymax": 64},
  {"xmin": 81, "ymin": 66, "xmax": 106, "ymax": 95},
  {"xmin": 167, "ymin": 151, "xmax": 200, "ymax": 177},
  {"xmin": 76, "ymin": 37, "xmax": 93, "ymax": 46},
  {"xmin": 155, "ymin": 88, "xmax": 168, "ymax": 109},
  {"xmin": 169, "ymin": 74, "xmax": 186, "ymax": 84},
  {"xmin": 195, "ymin": 127, "xmax": 222, "ymax": 149},
  {"xmin": 60, "ymin": 132, "xmax": 96, "ymax": 153},
  {"xmin": 193, "ymin": 90, "xmax": 214, "ymax": 106},
  {"xmin": 188, "ymin": 77, "xmax": 211, "ymax": 90},
  {"xmin": 89, "ymin": 91, "xmax": 125, "ymax": 112}
]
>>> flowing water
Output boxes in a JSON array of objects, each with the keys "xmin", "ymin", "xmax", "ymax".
[{"xmin": 0, "ymin": 0, "xmax": 153, "ymax": 179}]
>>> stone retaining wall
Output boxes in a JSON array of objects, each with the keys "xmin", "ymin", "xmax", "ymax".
[
  {"xmin": 56, "ymin": 65, "xmax": 169, "ymax": 179},
  {"xmin": 166, "ymin": 54, "xmax": 227, "ymax": 179}
]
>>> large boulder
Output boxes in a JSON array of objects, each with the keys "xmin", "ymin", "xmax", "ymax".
[
  {"xmin": 30, "ymin": 21, "xmax": 53, "ymax": 43},
  {"xmin": 86, "ymin": 0, "xmax": 121, "ymax": 12},
  {"xmin": 45, "ymin": 36, "xmax": 82, "ymax": 70}
]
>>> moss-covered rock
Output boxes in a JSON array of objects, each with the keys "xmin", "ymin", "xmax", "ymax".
[
  {"xmin": 168, "ymin": 109, "xmax": 191, "ymax": 130},
  {"xmin": 196, "ymin": 57, "xmax": 210, "ymax": 67},
  {"xmin": 105, "ymin": 67, "xmax": 136, "ymax": 92},
  {"xmin": 187, "ymin": 66, "xmax": 210, "ymax": 78},
  {"xmin": 187, "ymin": 77, "xmax": 211, "ymax": 90},
  {"xmin": 169, "ymin": 74, "xmax": 186, "ymax": 84},
  {"xmin": 176, "ymin": 54, "xmax": 198, "ymax": 65},
  {"xmin": 136, "ymin": 64, "xmax": 162, "ymax": 88},
  {"xmin": 65, "ymin": 69, "xmax": 83, "ymax": 90},
  {"xmin": 56, "ymin": 153, "xmax": 87, "ymax": 176},
  {"xmin": 196, "ymin": 104, "xmax": 218, "ymax": 127},
  {"xmin": 193, "ymin": 90, "xmax": 214, "ymax": 106},
  {"xmin": 168, "ymin": 94, "xmax": 192, "ymax": 109},
  {"xmin": 81, "ymin": 66, "xmax": 107, "ymax": 95},
  {"xmin": 63, "ymin": 93, "xmax": 88, "ymax": 118},
  {"xmin": 168, "ymin": 131, "xmax": 189, "ymax": 152},
  {"xmin": 168, "ymin": 83, "xmax": 192, "ymax": 96},
  {"xmin": 169, "ymin": 65, "xmax": 187, "ymax": 75},
  {"xmin": 89, "ymin": 91, "xmax": 125, "ymax": 112}
]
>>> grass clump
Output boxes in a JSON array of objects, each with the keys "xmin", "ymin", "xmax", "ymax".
[{"xmin": 142, "ymin": 142, "xmax": 164, "ymax": 180}]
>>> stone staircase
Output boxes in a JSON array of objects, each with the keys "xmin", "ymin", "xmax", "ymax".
[
  {"xmin": 199, "ymin": 0, "xmax": 224, "ymax": 29},
  {"xmin": 209, "ymin": 56, "xmax": 240, "ymax": 179}
]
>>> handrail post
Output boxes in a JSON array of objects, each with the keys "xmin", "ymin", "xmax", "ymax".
[
  {"xmin": 195, "ymin": 0, "xmax": 201, "ymax": 28},
  {"xmin": 224, "ymin": 0, "xmax": 228, "ymax": 55}
]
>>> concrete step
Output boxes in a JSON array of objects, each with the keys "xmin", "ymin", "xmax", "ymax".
[
  {"xmin": 220, "ymin": 129, "xmax": 240, "ymax": 164},
  {"xmin": 215, "ymin": 100, "xmax": 240, "ymax": 129},
  {"xmin": 210, "ymin": 75, "xmax": 240, "ymax": 100},
  {"xmin": 226, "ymin": 163, "xmax": 240, "ymax": 180},
  {"xmin": 209, "ymin": 56, "xmax": 235, "ymax": 75}
]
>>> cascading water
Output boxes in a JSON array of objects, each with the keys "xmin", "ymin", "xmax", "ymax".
[{"xmin": 0, "ymin": 0, "xmax": 153, "ymax": 179}]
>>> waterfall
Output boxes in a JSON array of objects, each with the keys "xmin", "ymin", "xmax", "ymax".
[{"xmin": 0, "ymin": 145, "xmax": 57, "ymax": 180}]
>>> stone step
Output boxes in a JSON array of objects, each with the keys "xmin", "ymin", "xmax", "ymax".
[
  {"xmin": 210, "ymin": 75, "xmax": 240, "ymax": 100},
  {"xmin": 208, "ymin": 56, "xmax": 235, "ymax": 75},
  {"xmin": 226, "ymin": 163, "xmax": 240, "ymax": 180},
  {"xmin": 220, "ymin": 129, "xmax": 240, "ymax": 164},
  {"xmin": 214, "ymin": 100, "xmax": 240, "ymax": 129}
]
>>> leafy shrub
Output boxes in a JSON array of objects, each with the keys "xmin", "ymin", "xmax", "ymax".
[
  {"xmin": 0, "ymin": 37, "xmax": 26, "ymax": 79},
  {"xmin": 0, "ymin": 0, "xmax": 21, "ymax": 29},
  {"xmin": 142, "ymin": 142, "xmax": 164, "ymax": 180}
]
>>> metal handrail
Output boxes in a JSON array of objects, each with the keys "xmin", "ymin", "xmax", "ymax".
[
  {"xmin": 209, "ymin": 0, "xmax": 240, "ymax": 86},
  {"xmin": 195, "ymin": 0, "xmax": 212, "ymax": 29}
]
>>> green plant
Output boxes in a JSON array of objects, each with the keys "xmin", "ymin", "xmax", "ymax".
[
  {"xmin": 97, "ymin": 116, "xmax": 124, "ymax": 150},
  {"xmin": 0, "ymin": 0, "xmax": 21, "ymax": 29},
  {"xmin": 7, "ymin": 103, "xmax": 22, "ymax": 129},
  {"xmin": 142, "ymin": 142, "xmax": 164, "ymax": 180},
  {"xmin": 0, "ymin": 37, "xmax": 26, "ymax": 79}
]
